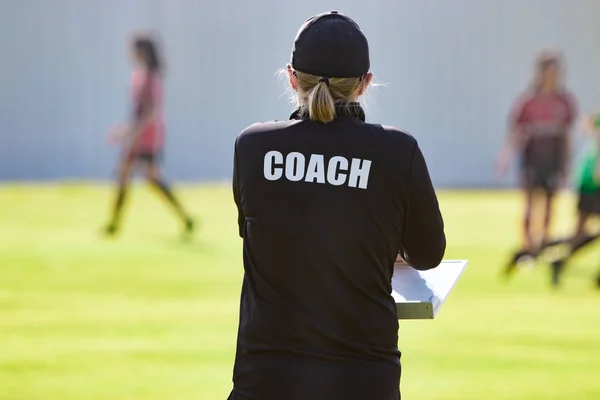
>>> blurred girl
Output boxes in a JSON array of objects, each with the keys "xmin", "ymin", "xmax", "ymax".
[
  {"xmin": 104, "ymin": 35, "xmax": 194, "ymax": 236},
  {"xmin": 496, "ymin": 51, "xmax": 578, "ymax": 275}
]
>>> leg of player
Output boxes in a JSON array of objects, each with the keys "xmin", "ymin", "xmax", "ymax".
[
  {"xmin": 552, "ymin": 188, "xmax": 600, "ymax": 286},
  {"xmin": 550, "ymin": 212, "xmax": 592, "ymax": 287},
  {"xmin": 539, "ymin": 236, "xmax": 569, "ymax": 249},
  {"xmin": 504, "ymin": 188, "xmax": 536, "ymax": 277},
  {"xmin": 541, "ymin": 188, "xmax": 555, "ymax": 249},
  {"xmin": 527, "ymin": 190, "xmax": 548, "ymax": 260},
  {"xmin": 145, "ymin": 161, "xmax": 195, "ymax": 235},
  {"xmin": 104, "ymin": 156, "xmax": 135, "ymax": 236},
  {"xmin": 568, "ymin": 230, "xmax": 600, "ymax": 255},
  {"xmin": 523, "ymin": 189, "xmax": 536, "ymax": 252}
]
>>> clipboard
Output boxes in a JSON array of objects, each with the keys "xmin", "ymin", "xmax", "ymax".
[{"xmin": 392, "ymin": 260, "xmax": 468, "ymax": 320}]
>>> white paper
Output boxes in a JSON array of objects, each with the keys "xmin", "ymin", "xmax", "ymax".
[{"xmin": 391, "ymin": 260, "xmax": 468, "ymax": 320}]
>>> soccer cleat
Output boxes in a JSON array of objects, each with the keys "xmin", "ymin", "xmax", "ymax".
[
  {"xmin": 103, "ymin": 222, "xmax": 118, "ymax": 235},
  {"xmin": 101, "ymin": 225, "xmax": 119, "ymax": 238},
  {"xmin": 503, "ymin": 249, "xmax": 533, "ymax": 278},
  {"xmin": 184, "ymin": 218, "xmax": 196, "ymax": 235}
]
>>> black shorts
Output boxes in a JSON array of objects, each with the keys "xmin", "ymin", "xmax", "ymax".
[
  {"xmin": 228, "ymin": 355, "xmax": 401, "ymax": 400},
  {"xmin": 227, "ymin": 390, "xmax": 400, "ymax": 400},
  {"xmin": 126, "ymin": 150, "xmax": 163, "ymax": 164},
  {"xmin": 578, "ymin": 191, "xmax": 600, "ymax": 214},
  {"xmin": 521, "ymin": 162, "xmax": 561, "ymax": 192}
]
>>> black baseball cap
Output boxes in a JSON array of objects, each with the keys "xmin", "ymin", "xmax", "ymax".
[{"xmin": 290, "ymin": 11, "xmax": 370, "ymax": 78}]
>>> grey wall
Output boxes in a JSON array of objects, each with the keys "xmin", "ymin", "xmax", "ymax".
[{"xmin": 2, "ymin": 0, "xmax": 600, "ymax": 186}]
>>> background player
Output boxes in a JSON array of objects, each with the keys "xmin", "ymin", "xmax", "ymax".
[
  {"xmin": 543, "ymin": 112, "xmax": 600, "ymax": 287},
  {"xmin": 495, "ymin": 51, "xmax": 578, "ymax": 275},
  {"xmin": 104, "ymin": 35, "xmax": 195, "ymax": 236}
]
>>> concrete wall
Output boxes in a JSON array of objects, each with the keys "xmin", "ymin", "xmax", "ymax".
[{"xmin": 2, "ymin": 0, "xmax": 600, "ymax": 186}]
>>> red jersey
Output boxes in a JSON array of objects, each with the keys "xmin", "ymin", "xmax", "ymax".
[
  {"xmin": 508, "ymin": 89, "xmax": 577, "ymax": 168},
  {"xmin": 130, "ymin": 68, "xmax": 165, "ymax": 153}
]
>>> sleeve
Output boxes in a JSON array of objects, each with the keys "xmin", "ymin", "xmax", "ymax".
[
  {"xmin": 399, "ymin": 141, "xmax": 446, "ymax": 271},
  {"xmin": 508, "ymin": 94, "xmax": 529, "ymax": 130},
  {"xmin": 564, "ymin": 91, "xmax": 578, "ymax": 126},
  {"xmin": 232, "ymin": 137, "xmax": 245, "ymax": 238},
  {"xmin": 594, "ymin": 112, "xmax": 600, "ymax": 129},
  {"xmin": 557, "ymin": 91, "xmax": 578, "ymax": 175}
]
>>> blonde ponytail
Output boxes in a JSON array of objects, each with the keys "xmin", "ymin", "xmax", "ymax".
[
  {"xmin": 307, "ymin": 81, "xmax": 336, "ymax": 123},
  {"xmin": 286, "ymin": 69, "xmax": 366, "ymax": 124}
]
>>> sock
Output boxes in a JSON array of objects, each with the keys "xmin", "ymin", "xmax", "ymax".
[
  {"xmin": 541, "ymin": 198, "xmax": 553, "ymax": 246},
  {"xmin": 523, "ymin": 212, "xmax": 533, "ymax": 252}
]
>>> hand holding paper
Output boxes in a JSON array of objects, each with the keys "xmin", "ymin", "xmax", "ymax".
[{"xmin": 392, "ymin": 260, "xmax": 468, "ymax": 319}]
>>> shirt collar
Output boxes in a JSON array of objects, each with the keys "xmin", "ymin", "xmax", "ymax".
[{"xmin": 289, "ymin": 102, "xmax": 366, "ymax": 122}]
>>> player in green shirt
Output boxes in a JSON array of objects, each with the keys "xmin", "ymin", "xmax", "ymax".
[{"xmin": 545, "ymin": 112, "xmax": 600, "ymax": 287}]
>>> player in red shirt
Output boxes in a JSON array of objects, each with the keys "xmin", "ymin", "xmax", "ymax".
[
  {"xmin": 496, "ymin": 51, "xmax": 577, "ymax": 276},
  {"xmin": 104, "ymin": 35, "xmax": 194, "ymax": 236}
]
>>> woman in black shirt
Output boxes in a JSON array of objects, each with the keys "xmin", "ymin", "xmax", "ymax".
[{"xmin": 228, "ymin": 11, "xmax": 446, "ymax": 400}]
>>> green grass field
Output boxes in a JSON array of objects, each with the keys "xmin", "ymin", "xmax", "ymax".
[{"xmin": 0, "ymin": 184, "xmax": 599, "ymax": 400}]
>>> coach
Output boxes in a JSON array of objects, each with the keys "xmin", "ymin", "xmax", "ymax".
[{"xmin": 228, "ymin": 10, "xmax": 446, "ymax": 400}]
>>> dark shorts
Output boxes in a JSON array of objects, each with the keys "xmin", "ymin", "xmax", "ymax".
[
  {"xmin": 125, "ymin": 150, "xmax": 163, "ymax": 164},
  {"xmin": 578, "ymin": 191, "xmax": 600, "ymax": 215},
  {"xmin": 227, "ymin": 390, "xmax": 400, "ymax": 400},
  {"xmin": 229, "ymin": 354, "xmax": 401, "ymax": 400},
  {"xmin": 520, "ymin": 162, "xmax": 561, "ymax": 192}
]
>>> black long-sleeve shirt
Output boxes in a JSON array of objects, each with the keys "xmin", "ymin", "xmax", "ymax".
[{"xmin": 231, "ymin": 105, "xmax": 445, "ymax": 400}]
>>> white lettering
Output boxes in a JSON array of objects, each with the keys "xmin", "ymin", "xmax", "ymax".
[
  {"xmin": 304, "ymin": 154, "xmax": 326, "ymax": 184},
  {"xmin": 263, "ymin": 151, "xmax": 371, "ymax": 189},
  {"xmin": 264, "ymin": 151, "xmax": 283, "ymax": 181},
  {"xmin": 348, "ymin": 158, "xmax": 372, "ymax": 189},
  {"xmin": 285, "ymin": 152, "xmax": 305, "ymax": 181},
  {"xmin": 327, "ymin": 156, "xmax": 348, "ymax": 186}
]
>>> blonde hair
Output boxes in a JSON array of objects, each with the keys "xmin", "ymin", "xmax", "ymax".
[
  {"xmin": 290, "ymin": 70, "xmax": 366, "ymax": 124},
  {"xmin": 530, "ymin": 50, "xmax": 563, "ymax": 92}
]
